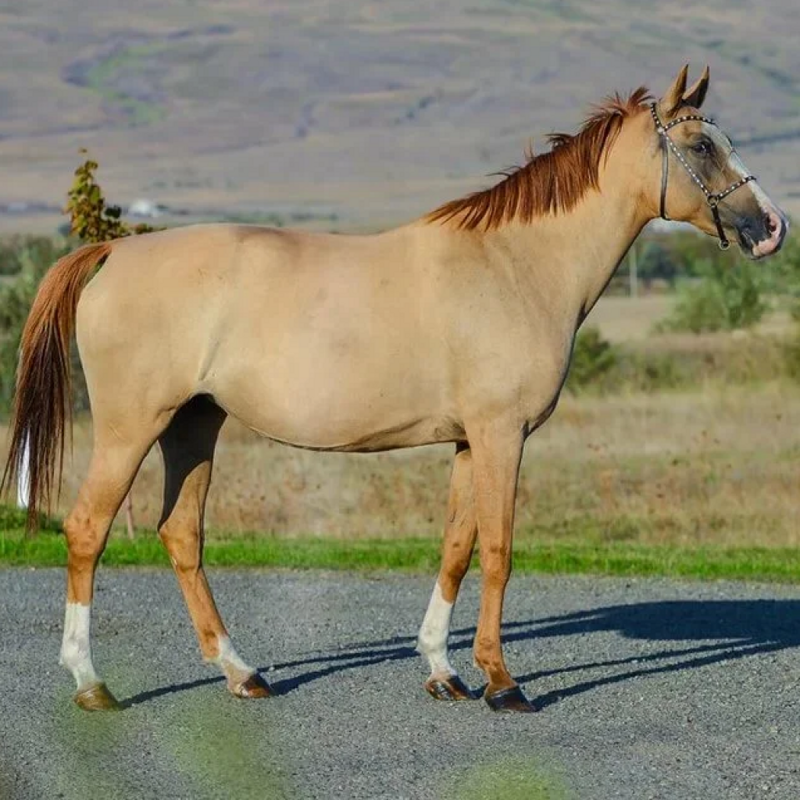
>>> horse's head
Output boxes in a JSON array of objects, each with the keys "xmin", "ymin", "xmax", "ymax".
[{"xmin": 648, "ymin": 65, "xmax": 788, "ymax": 259}]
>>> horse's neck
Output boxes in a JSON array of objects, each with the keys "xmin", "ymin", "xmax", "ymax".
[
  {"xmin": 494, "ymin": 165, "xmax": 652, "ymax": 327},
  {"xmin": 567, "ymin": 189, "xmax": 650, "ymax": 318}
]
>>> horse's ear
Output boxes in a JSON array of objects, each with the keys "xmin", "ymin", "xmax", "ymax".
[
  {"xmin": 660, "ymin": 64, "xmax": 689, "ymax": 116},
  {"xmin": 682, "ymin": 65, "xmax": 710, "ymax": 109}
]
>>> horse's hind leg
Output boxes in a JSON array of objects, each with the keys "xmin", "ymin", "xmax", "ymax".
[
  {"xmin": 157, "ymin": 396, "xmax": 271, "ymax": 699},
  {"xmin": 417, "ymin": 443, "xmax": 477, "ymax": 701},
  {"xmin": 62, "ymin": 433, "xmax": 156, "ymax": 711}
]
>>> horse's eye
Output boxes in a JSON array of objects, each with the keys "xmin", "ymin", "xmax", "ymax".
[{"xmin": 691, "ymin": 140, "xmax": 712, "ymax": 157}]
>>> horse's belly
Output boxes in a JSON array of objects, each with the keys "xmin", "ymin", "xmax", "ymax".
[
  {"xmin": 206, "ymin": 351, "xmax": 460, "ymax": 452},
  {"xmin": 251, "ymin": 414, "xmax": 464, "ymax": 453}
]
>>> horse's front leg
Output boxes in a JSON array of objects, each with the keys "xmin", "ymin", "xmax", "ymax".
[
  {"xmin": 417, "ymin": 442, "xmax": 478, "ymax": 701},
  {"xmin": 470, "ymin": 419, "xmax": 535, "ymax": 712}
]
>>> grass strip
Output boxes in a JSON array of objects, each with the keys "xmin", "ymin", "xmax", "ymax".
[{"xmin": 1, "ymin": 528, "xmax": 799, "ymax": 583}]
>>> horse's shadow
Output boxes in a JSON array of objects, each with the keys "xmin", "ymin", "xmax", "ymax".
[{"xmin": 121, "ymin": 598, "xmax": 800, "ymax": 710}]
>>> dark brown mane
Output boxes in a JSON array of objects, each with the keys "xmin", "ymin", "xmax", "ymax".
[{"xmin": 426, "ymin": 87, "xmax": 652, "ymax": 231}]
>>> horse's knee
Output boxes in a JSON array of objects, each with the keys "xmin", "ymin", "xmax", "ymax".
[
  {"xmin": 480, "ymin": 547, "xmax": 511, "ymax": 586},
  {"xmin": 445, "ymin": 535, "xmax": 473, "ymax": 570},
  {"xmin": 64, "ymin": 509, "xmax": 104, "ymax": 565}
]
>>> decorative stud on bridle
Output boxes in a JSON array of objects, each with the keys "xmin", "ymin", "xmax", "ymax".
[{"xmin": 650, "ymin": 102, "xmax": 756, "ymax": 250}]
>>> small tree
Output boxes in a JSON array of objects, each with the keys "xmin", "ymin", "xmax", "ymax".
[
  {"xmin": 63, "ymin": 152, "xmax": 158, "ymax": 538},
  {"xmin": 65, "ymin": 152, "xmax": 155, "ymax": 240}
]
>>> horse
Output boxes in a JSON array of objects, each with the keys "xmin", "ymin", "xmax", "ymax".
[{"xmin": 2, "ymin": 65, "xmax": 788, "ymax": 713}]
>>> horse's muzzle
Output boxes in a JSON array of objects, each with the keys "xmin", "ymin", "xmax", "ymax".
[{"xmin": 750, "ymin": 207, "xmax": 788, "ymax": 259}]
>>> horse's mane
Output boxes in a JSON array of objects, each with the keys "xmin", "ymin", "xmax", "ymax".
[{"xmin": 426, "ymin": 87, "xmax": 652, "ymax": 231}]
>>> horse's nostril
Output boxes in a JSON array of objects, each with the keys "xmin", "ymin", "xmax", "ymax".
[{"xmin": 766, "ymin": 214, "xmax": 777, "ymax": 234}]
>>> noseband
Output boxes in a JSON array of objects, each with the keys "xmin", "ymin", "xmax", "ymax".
[{"xmin": 650, "ymin": 102, "xmax": 755, "ymax": 250}]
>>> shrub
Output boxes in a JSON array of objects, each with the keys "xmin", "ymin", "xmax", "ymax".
[
  {"xmin": 566, "ymin": 327, "xmax": 618, "ymax": 393},
  {"xmin": 656, "ymin": 258, "xmax": 767, "ymax": 334},
  {"xmin": 0, "ymin": 239, "xmax": 72, "ymax": 409},
  {"xmin": 0, "ymin": 235, "xmax": 69, "ymax": 277}
]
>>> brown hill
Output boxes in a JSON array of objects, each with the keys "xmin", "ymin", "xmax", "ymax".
[{"xmin": 1, "ymin": 0, "xmax": 798, "ymax": 232}]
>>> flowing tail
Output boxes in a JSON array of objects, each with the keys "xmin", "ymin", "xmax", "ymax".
[{"xmin": 1, "ymin": 242, "xmax": 113, "ymax": 531}]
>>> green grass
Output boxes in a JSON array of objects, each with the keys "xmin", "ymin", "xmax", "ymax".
[{"xmin": 2, "ymin": 522, "xmax": 799, "ymax": 583}]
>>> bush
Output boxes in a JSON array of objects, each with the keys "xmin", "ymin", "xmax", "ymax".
[
  {"xmin": 0, "ymin": 239, "xmax": 72, "ymax": 410},
  {"xmin": 565, "ymin": 330, "xmax": 786, "ymax": 396},
  {"xmin": 0, "ymin": 236, "xmax": 68, "ymax": 277},
  {"xmin": 656, "ymin": 258, "xmax": 767, "ymax": 334},
  {"xmin": 566, "ymin": 327, "xmax": 618, "ymax": 392}
]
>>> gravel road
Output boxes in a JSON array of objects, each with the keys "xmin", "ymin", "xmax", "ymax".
[{"xmin": 0, "ymin": 568, "xmax": 798, "ymax": 799}]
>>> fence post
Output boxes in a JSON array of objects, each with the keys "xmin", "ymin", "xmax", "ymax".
[{"xmin": 629, "ymin": 242, "xmax": 638, "ymax": 298}]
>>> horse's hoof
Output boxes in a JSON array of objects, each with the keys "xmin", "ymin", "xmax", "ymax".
[
  {"xmin": 484, "ymin": 685, "xmax": 537, "ymax": 713},
  {"xmin": 425, "ymin": 674, "xmax": 475, "ymax": 701},
  {"xmin": 73, "ymin": 682, "xmax": 121, "ymax": 712},
  {"xmin": 231, "ymin": 672, "xmax": 273, "ymax": 699}
]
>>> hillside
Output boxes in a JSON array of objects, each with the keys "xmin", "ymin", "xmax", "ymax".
[{"xmin": 1, "ymin": 0, "xmax": 798, "ymax": 232}]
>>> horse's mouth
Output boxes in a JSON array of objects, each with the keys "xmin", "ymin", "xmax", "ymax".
[{"xmin": 736, "ymin": 209, "xmax": 788, "ymax": 260}]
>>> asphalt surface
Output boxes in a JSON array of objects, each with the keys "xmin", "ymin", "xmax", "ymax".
[{"xmin": 0, "ymin": 568, "xmax": 799, "ymax": 800}]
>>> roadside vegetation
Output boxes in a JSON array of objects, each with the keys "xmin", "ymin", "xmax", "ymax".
[
  {"xmin": 1, "ymin": 159, "xmax": 800, "ymax": 581},
  {"xmin": 2, "ymin": 504, "xmax": 799, "ymax": 582}
]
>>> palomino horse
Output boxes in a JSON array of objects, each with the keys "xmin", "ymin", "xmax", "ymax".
[{"xmin": 2, "ymin": 65, "xmax": 788, "ymax": 713}]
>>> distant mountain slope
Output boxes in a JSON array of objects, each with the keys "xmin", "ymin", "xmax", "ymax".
[{"xmin": 1, "ymin": 0, "xmax": 798, "ymax": 231}]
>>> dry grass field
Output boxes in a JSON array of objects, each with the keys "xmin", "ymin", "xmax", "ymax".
[
  {"xmin": 4, "ymin": 376, "xmax": 799, "ymax": 551},
  {"xmin": 591, "ymin": 294, "xmax": 795, "ymax": 343}
]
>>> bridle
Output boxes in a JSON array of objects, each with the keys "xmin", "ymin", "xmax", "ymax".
[{"xmin": 650, "ymin": 102, "xmax": 756, "ymax": 250}]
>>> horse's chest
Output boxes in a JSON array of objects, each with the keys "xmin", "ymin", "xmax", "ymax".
[{"xmin": 478, "ymin": 327, "xmax": 573, "ymax": 425}]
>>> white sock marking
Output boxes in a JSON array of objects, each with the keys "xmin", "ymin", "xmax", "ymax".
[
  {"xmin": 417, "ymin": 582, "xmax": 456, "ymax": 678},
  {"xmin": 60, "ymin": 603, "xmax": 100, "ymax": 690},
  {"xmin": 213, "ymin": 635, "xmax": 254, "ymax": 684}
]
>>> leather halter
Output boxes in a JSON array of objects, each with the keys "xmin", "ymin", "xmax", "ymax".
[{"xmin": 650, "ymin": 102, "xmax": 756, "ymax": 250}]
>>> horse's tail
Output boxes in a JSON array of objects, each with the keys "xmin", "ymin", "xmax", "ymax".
[{"xmin": 1, "ymin": 242, "xmax": 113, "ymax": 531}]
